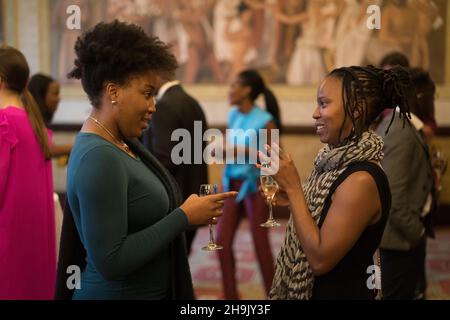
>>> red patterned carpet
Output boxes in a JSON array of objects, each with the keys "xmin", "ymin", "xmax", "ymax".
[
  {"xmin": 427, "ymin": 227, "xmax": 450, "ymax": 299},
  {"xmin": 189, "ymin": 219, "xmax": 450, "ymax": 300}
]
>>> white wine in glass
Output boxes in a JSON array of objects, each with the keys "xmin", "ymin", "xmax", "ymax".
[
  {"xmin": 260, "ymin": 175, "xmax": 281, "ymax": 228},
  {"xmin": 200, "ymin": 184, "xmax": 223, "ymax": 251}
]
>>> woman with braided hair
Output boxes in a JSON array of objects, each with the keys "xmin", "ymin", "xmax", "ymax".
[{"xmin": 263, "ymin": 65, "xmax": 415, "ymax": 300}]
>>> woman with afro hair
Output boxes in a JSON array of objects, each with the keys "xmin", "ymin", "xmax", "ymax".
[{"xmin": 56, "ymin": 20, "xmax": 237, "ymax": 300}]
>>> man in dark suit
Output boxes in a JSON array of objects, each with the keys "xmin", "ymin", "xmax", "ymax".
[
  {"xmin": 142, "ymin": 73, "xmax": 208, "ymax": 254},
  {"xmin": 376, "ymin": 107, "xmax": 434, "ymax": 300}
]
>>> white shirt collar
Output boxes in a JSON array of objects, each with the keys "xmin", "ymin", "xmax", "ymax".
[
  {"xmin": 394, "ymin": 107, "xmax": 424, "ymax": 131},
  {"xmin": 409, "ymin": 113, "xmax": 424, "ymax": 131},
  {"xmin": 156, "ymin": 80, "xmax": 180, "ymax": 101}
]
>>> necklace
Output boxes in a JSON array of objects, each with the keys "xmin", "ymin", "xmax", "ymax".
[{"xmin": 87, "ymin": 116, "xmax": 133, "ymax": 156}]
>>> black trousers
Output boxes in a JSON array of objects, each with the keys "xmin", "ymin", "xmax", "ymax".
[
  {"xmin": 380, "ymin": 237, "xmax": 427, "ymax": 300},
  {"xmin": 415, "ymin": 238, "xmax": 427, "ymax": 299}
]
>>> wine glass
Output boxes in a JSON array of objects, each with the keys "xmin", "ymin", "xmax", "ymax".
[
  {"xmin": 200, "ymin": 184, "xmax": 223, "ymax": 251},
  {"xmin": 431, "ymin": 147, "xmax": 448, "ymax": 192},
  {"xmin": 260, "ymin": 174, "xmax": 281, "ymax": 228}
]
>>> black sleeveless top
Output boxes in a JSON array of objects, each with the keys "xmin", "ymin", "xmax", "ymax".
[{"xmin": 311, "ymin": 162, "xmax": 391, "ymax": 300}]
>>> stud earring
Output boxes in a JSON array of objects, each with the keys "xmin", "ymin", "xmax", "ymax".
[{"xmin": 111, "ymin": 100, "xmax": 117, "ymax": 105}]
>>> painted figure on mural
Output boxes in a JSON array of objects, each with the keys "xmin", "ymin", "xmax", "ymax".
[
  {"xmin": 106, "ymin": 0, "xmax": 154, "ymax": 32},
  {"xmin": 317, "ymin": 0, "xmax": 345, "ymax": 72},
  {"xmin": 148, "ymin": 0, "xmax": 183, "ymax": 58},
  {"xmin": 410, "ymin": 0, "xmax": 443, "ymax": 70},
  {"xmin": 213, "ymin": 0, "xmax": 240, "ymax": 77},
  {"xmin": 334, "ymin": 0, "xmax": 379, "ymax": 68},
  {"xmin": 224, "ymin": 2, "xmax": 257, "ymax": 82},
  {"xmin": 276, "ymin": 0, "xmax": 305, "ymax": 75},
  {"xmin": 365, "ymin": 0, "xmax": 417, "ymax": 66},
  {"xmin": 174, "ymin": 0, "xmax": 225, "ymax": 83},
  {"xmin": 273, "ymin": 0, "xmax": 326, "ymax": 85},
  {"xmin": 243, "ymin": 0, "xmax": 282, "ymax": 73},
  {"xmin": 48, "ymin": 0, "xmax": 447, "ymax": 85}
]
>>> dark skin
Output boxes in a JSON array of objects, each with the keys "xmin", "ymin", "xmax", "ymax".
[
  {"xmin": 224, "ymin": 76, "xmax": 277, "ymax": 160},
  {"xmin": 258, "ymin": 76, "xmax": 382, "ymax": 276},
  {"xmin": 44, "ymin": 81, "xmax": 72, "ymax": 158},
  {"xmin": 80, "ymin": 71, "xmax": 237, "ymax": 226}
]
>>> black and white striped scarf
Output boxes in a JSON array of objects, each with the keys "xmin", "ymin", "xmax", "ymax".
[{"xmin": 269, "ymin": 130, "xmax": 384, "ymax": 300}]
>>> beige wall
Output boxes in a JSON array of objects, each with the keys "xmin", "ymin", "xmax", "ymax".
[
  {"xmin": 207, "ymin": 135, "xmax": 323, "ymax": 187},
  {"xmin": 54, "ymin": 132, "xmax": 450, "ymax": 207}
]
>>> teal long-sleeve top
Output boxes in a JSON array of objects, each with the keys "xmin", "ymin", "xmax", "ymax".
[{"xmin": 66, "ymin": 133, "xmax": 189, "ymax": 299}]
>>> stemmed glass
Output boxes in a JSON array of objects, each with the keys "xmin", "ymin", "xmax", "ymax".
[
  {"xmin": 200, "ymin": 184, "xmax": 223, "ymax": 251},
  {"xmin": 260, "ymin": 165, "xmax": 281, "ymax": 228},
  {"xmin": 431, "ymin": 147, "xmax": 448, "ymax": 193}
]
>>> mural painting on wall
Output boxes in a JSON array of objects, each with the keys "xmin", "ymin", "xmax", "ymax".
[
  {"xmin": 0, "ymin": 0, "xmax": 4, "ymax": 44},
  {"xmin": 50, "ymin": 0, "xmax": 447, "ymax": 85}
]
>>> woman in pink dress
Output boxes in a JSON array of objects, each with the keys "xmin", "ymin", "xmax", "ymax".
[{"xmin": 0, "ymin": 46, "xmax": 56, "ymax": 300}]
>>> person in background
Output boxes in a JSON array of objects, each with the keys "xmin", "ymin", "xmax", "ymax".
[
  {"xmin": 216, "ymin": 69, "xmax": 281, "ymax": 300},
  {"xmin": 0, "ymin": 45, "xmax": 56, "ymax": 299},
  {"xmin": 28, "ymin": 73, "xmax": 72, "ymax": 158},
  {"xmin": 142, "ymin": 73, "xmax": 209, "ymax": 255},
  {"xmin": 378, "ymin": 67, "xmax": 438, "ymax": 300},
  {"xmin": 380, "ymin": 53, "xmax": 436, "ymax": 143},
  {"xmin": 379, "ymin": 55, "xmax": 437, "ymax": 300},
  {"xmin": 28, "ymin": 73, "xmax": 70, "ymax": 259},
  {"xmin": 369, "ymin": 0, "xmax": 417, "ymax": 66},
  {"xmin": 409, "ymin": 68, "xmax": 437, "ymax": 141},
  {"xmin": 56, "ymin": 20, "xmax": 237, "ymax": 300},
  {"xmin": 409, "ymin": 68, "xmax": 439, "ymax": 299},
  {"xmin": 380, "ymin": 51, "xmax": 410, "ymax": 71},
  {"xmin": 375, "ymin": 68, "xmax": 435, "ymax": 300}
]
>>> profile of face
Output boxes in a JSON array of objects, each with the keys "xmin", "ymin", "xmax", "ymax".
[
  {"xmin": 228, "ymin": 77, "xmax": 251, "ymax": 106},
  {"xmin": 45, "ymin": 81, "xmax": 61, "ymax": 115},
  {"xmin": 111, "ymin": 72, "xmax": 157, "ymax": 138},
  {"xmin": 313, "ymin": 76, "xmax": 353, "ymax": 146}
]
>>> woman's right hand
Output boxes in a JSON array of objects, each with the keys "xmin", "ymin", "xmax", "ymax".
[{"xmin": 180, "ymin": 191, "xmax": 238, "ymax": 226}]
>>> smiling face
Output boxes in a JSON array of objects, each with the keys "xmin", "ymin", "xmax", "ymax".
[
  {"xmin": 114, "ymin": 72, "xmax": 157, "ymax": 138},
  {"xmin": 313, "ymin": 76, "xmax": 353, "ymax": 146}
]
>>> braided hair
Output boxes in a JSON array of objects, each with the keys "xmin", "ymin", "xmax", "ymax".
[
  {"xmin": 238, "ymin": 69, "xmax": 282, "ymax": 133},
  {"xmin": 328, "ymin": 65, "xmax": 414, "ymax": 139}
]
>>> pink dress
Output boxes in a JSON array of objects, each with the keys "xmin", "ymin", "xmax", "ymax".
[{"xmin": 0, "ymin": 106, "xmax": 56, "ymax": 300}]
